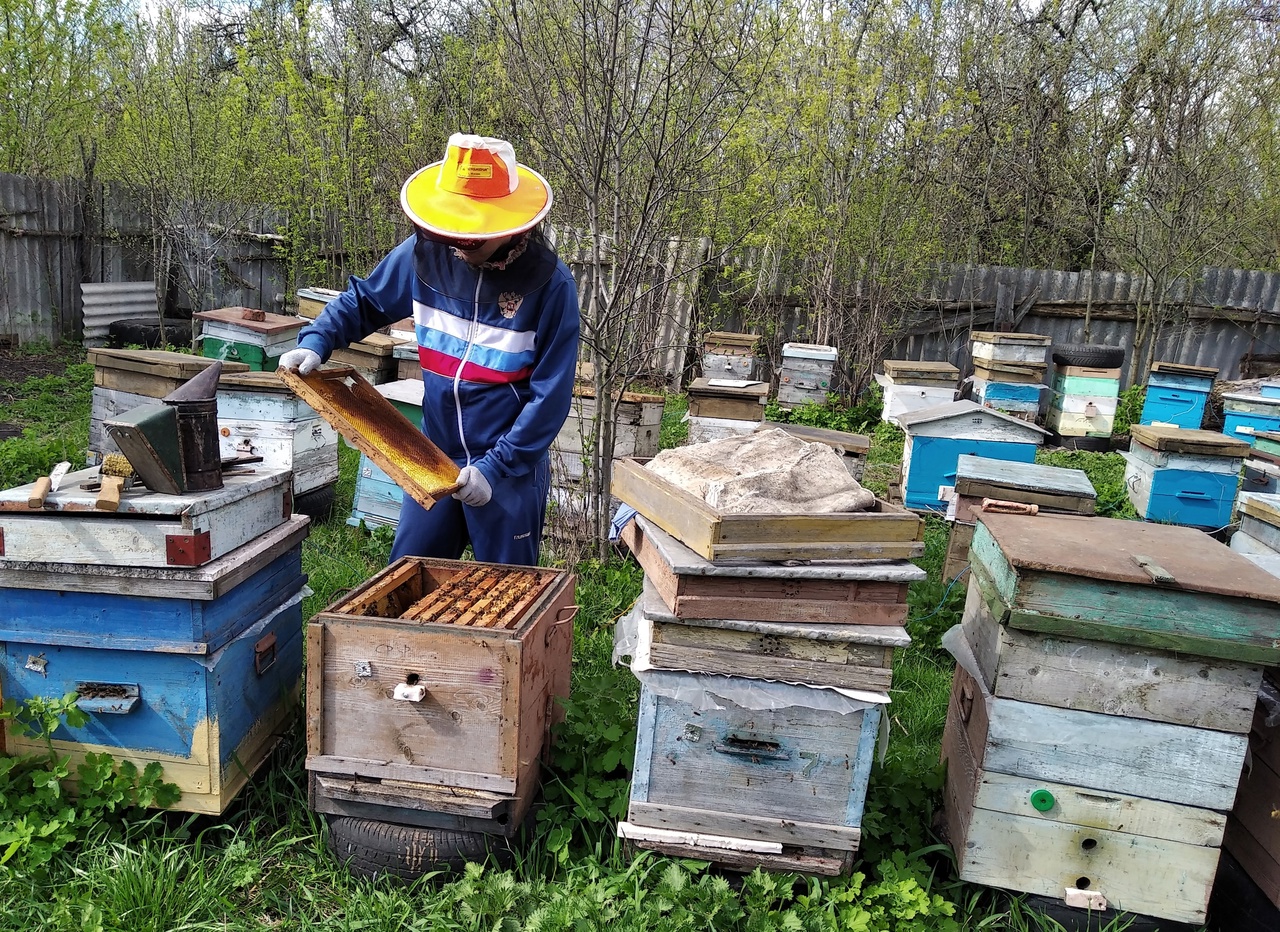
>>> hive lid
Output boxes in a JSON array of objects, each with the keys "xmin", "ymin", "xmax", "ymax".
[
  {"xmin": 686, "ymin": 377, "xmax": 769, "ymax": 399},
  {"xmin": 756, "ymin": 421, "xmax": 870, "ymax": 455},
  {"xmin": 1130, "ymin": 424, "xmax": 1250, "ymax": 457},
  {"xmin": 88, "ymin": 348, "xmax": 249, "ymax": 378},
  {"xmin": 978, "ymin": 512, "xmax": 1280, "ymax": 603},
  {"xmin": 277, "ymin": 366, "xmax": 459, "ymax": 509},
  {"xmin": 955, "ymin": 454, "xmax": 1095, "ymax": 499},
  {"xmin": 1150, "ymin": 360, "xmax": 1218, "ymax": 378},
  {"xmin": 881, "ymin": 359, "xmax": 959, "ymax": 380},
  {"xmin": 194, "ymin": 307, "xmax": 305, "ymax": 336},
  {"xmin": 969, "ymin": 331, "xmax": 1052, "ymax": 345},
  {"xmin": 216, "ymin": 369, "xmax": 298, "ymax": 394},
  {"xmin": 898, "ymin": 399, "xmax": 1050, "ymax": 436},
  {"xmin": 781, "ymin": 342, "xmax": 838, "ymax": 361}
]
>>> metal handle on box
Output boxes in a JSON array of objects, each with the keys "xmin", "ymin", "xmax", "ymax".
[{"xmin": 546, "ymin": 605, "xmax": 580, "ymax": 646}]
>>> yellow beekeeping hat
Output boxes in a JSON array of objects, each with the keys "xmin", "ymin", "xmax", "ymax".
[{"xmin": 400, "ymin": 133, "xmax": 553, "ymax": 239}]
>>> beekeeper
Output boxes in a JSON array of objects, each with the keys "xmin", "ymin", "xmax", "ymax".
[{"xmin": 280, "ymin": 133, "xmax": 580, "ymax": 566}]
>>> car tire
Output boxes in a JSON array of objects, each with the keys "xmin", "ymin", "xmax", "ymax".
[
  {"xmin": 107, "ymin": 317, "xmax": 193, "ymax": 349},
  {"xmin": 1050, "ymin": 343, "xmax": 1125, "ymax": 368},
  {"xmin": 293, "ymin": 484, "xmax": 336, "ymax": 521},
  {"xmin": 325, "ymin": 816, "xmax": 502, "ymax": 882}
]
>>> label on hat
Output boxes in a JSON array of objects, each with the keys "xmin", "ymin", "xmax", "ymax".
[{"xmin": 457, "ymin": 163, "xmax": 493, "ymax": 179}]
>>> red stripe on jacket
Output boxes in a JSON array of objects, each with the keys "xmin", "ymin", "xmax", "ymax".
[{"xmin": 418, "ymin": 346, "xmax": 533, "ymax": 384}]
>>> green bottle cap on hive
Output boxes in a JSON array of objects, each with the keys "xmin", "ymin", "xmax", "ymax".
[{"xmin": 1030, "ymin": 789, "xmax": 1055, "ymax": 812}]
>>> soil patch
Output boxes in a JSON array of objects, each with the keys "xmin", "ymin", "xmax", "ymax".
[{"xmin": 0, "ymin": 344, "xmax": 88, "ymax": 436}]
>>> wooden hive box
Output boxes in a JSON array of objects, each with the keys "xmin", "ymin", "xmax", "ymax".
[
  {"xmin": 969, "ymin": 331, "xmax": 1051, "ymax": 367},
  {"xmin": 881, "ymin": 359, "xmax": 959, "ymax": 385},
  {"xmin": 623, "ymin": 672, "xmax": 883, "ymax": 872},
  {"xmin": 620, "ymin": 515, "xmax": 921, "ymax": 626},
  {"xmin": 0, "ymin": 466, "xmax": 293, "ymax": 568},
  {"xmin": 1141, "ymin": 363, "xmax": 1217, "ymax": 430},
  {"xmin": 686, "ymin": 377, "xmax": 768, "ymax": 421},
  {"xmin": 1123, "ymin": 426, "xmax": 1249, "ymax": 530},
  {"xmin": 297, "ymin": 287, "xmax": 341, "ymax": 320},
  {"xmin": 194, "ymin": 307, "xmax": 304, "ymax": 371},
  {"xmin": 777, "ymin": 343, "xmax": 839, "ymax": 406},
  {"xmin": 971, "ymin": 378, "xmax": 1043, "ymax": 418},
  {"xmin": 702, "ymin": 331, "xmax": 759, "ymax": 380},
  {"xmin": 552, "ymin": 384, "xmax": 665, "ymax": 483},
  {"xmin": 393, "ymin": 340, "xmax": 421, "ymax": 380},
  {"xmin": 899, "ymin": 401, "xmax": 1048, "ymax": 513},
  {"xmin": 215, "ymin": 370, "xmax": 338, "ymax": 498},
  {"xmin": 972, "ymin": 360, "xmax": 1046, "ymax": 385},
  {"xmin": 1223, "ymin": 391, "xmax": 1280, "ymax": 447},
  {"xmin": 328, "ymin": 333, "xmax": 406, "ymax": 385},
  {"xmin": 306, "ymin": 558, "xmax": 576, "ymax": 835},
  {"xmin": 941, "ymin": 659, "xmax": 1232, "ymax": 925},
  {"xmin": 1225, "ymin": 671, "xmax": 1280, "ymax": 909},
  {"xmin": 1, "ymin": 592, "xmax": 304, "ymax": 814},
  {"xmin": 683, "ymin": 415, "xmax": 760, "ymax": 446},
  {"xmin": 967, "ymin": 511, "xmax": 1280, "ymax": 665},
  {"xmin": 624, "ymin": 577, "xmax": 908, "ymax": 692},
  {"xmin": 943, "ymin": 455, "xmax": 1095, "ymax": 581},
  {"xmin": 755, "ymin": 421, "xmax": 869, "ymax": 481},
  {"xmin": 611, "ymin": 457, "xmax": 923, "ymax": 562},
  {"xmin": 0, "ymin": 516, "xmax": 309, "ymax": 654}
]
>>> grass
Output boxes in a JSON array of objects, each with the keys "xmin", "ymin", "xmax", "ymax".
[{"xmin": 0, "ymin": 364, "xmax": 1204, "ymax": 931}]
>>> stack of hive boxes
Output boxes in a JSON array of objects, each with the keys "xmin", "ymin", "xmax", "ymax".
[
  {"xmin": 0, "ymin": 464, "xmax": 308, "ymax": 814},
  {"xmin": 776, "ymin": 342, "xmax": 839, "ymax": 406},
  {"xmin": 1139, "ymin": 361, "xmax": 1217, "ymax": 429},
  {"xmin": 1241, "ymin": 430, "xmax": 1280, "ymax": 498},
  {"xmin": 968, "ymin": 332, "xmax": 1051, "ymax": 421},
  {"xmin": 941, "ymin": 454, "xmax": 1095, "ymax": 582},
  {"xmin": 327, "ymin": 333, "xmax": 405, "ymax": 385},
  {"xmin": 875, "ymin": 360, "xmax": 958, "ymax": 427},
  {"xmin": 610, "ymin": 456, "xmax": 924, "ymax": 875},
  {"xmin": 942, "ymin": 512, "xmax": 1280, "ymax": 926},
  {"xmin": 684, "ymin": 377, "xmax": 768, "ymax": 444},
  {"xmin": 1223, "ymin": 383, "xmax": 1280, "ymax": 446},
  {"xmin": 1230, "ymin": 492, "xmax": 1280, "ymax": 578},
  {"xmin": 1047, "ymin": 359, "xmax": 1121, "ymax": 449},
  {"xmin": 1122, "ymin": 425, "xmax": 1247, "ymax": 530}
]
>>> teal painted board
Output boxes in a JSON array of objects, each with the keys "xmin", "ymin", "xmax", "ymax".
[
  {"xmin": 973, "ymin": 379, "xmax": 1042, "ymax": 406},
  {"xmin": 1051, "ymin": 373, "xmax": 1121, "ymax": 396},
  {"xmin": 628, "ymin": 675, "xmax": 882, "ymax": 849},
  {"xmin": 904, "ymin": 436, "xmax": 1037, "ymax": 511},
  {"xmin": 967, "ymin": 513, "xmax": 1280, "ymax": 665},
  {"xmin": 1, "ymin": 597, "xmax": 303, "ymax": 813}
]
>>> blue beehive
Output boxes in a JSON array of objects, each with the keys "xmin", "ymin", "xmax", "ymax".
[
  {"xmin": 1140, "ymin": 362, "xmax": 1218, "ymax": 430},
  {"xmin": 1124, "ymin": 425, "xmax": 1248, "ymax": 529},
  {"xmin": 971, "ymin": 378, "xmax": 1043, "ymax": 418},
  {"xmin": 1223, "ymin": 391, "xmax": 1280, "ymax": 447},
  {"xmin": 0, "ymin": 466, "xmax": 308, "ymax": 814},
  {"xmin": 348, "ymin": 378, "xmax": 423, "ymax": 530},
  {"xmin": 899, "ymin": 401, "xmax": 1049, "ymax": 512}
]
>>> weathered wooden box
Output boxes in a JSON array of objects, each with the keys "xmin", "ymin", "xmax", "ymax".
[
  {"xmin": 967, "ymin": 512, "xmax": 1280, "ymax": 664},
  {"xmin": 620, "ymin": 515, "xmax": 920, "ymax": 626},
  {"xmin": 551, "ymin": 385, "xmax": 665, "ymax": 483},
  {"xmin": 969, "ymin": 331, "xmax": 1051, "ymax": 366},
  {"xmin": 0, "ymin": 516, "xmax": 309, "ymax": 654},
  {"xmin": 942, "ymin": 661, "xmax": 1232, "ymax": 925},
  {"xmin": 1, "ymin": 596, "xmax": 304, "ymax": 814},
  {"xmin": 0, "ymin": 466, "xmax": 293, "ymax": 568},
  {"xmin": 306, "ymin": 558, "xmax": 576, "ymax": 834},
  {"xmin": 297, "ymin": 286, "xmax": 342, "ymax": 319},
  {"xmin": 611, "ymin": 457, "xmax": 924, "ymax": 562},
  {"xmin": 702, "ymin": 331, "xmax": 759, "ymax": 380},
  {"xmin": 686, "ymin": 378, "xmax": 768, "ymax": 421},
  {"xmin": 899, "ymin": 401, "xmax": 1048, "ymax": 512},
  {"xmin": 1224, "ymin": 672, "xmax": 1280, "ymax": 908},
  {"xmin": 777, "ymin": 343, "xmax": 838, "ymax": 406},
  {"xmin": 393, "ymin": 340, "xmax": 420, "ymax": 380},
  {"xmin": 624, "ymin": 578, "xmax": 908, "ymax": 692},
  {"xmin": 942, "ymin": 455, "xmax": 1095, "ymax": 581},
  {"xmin": 328, "ymin": 334, "xmax": 404, "ymax": 385},
  {"xmin": 625, "ymin": 673, "xmax": 882, "ymax": 859},
  {"xmin": 683, "ymin": 415, "xmax": 759, "ymax": 446}
]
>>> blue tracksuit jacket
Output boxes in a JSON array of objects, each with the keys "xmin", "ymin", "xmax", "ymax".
[{"xmin": 295, "ymin": 233, "xmax": 580, "ymax": 492}]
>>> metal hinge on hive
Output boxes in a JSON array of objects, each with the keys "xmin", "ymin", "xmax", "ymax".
[{"xmin": 165, "ymin": 530, "xmax": 212, "ymax": 566}]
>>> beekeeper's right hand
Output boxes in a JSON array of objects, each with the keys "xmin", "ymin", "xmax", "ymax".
[{"xmin": 278, "ymin": 348, "xmax": 322, "ymax": 375}]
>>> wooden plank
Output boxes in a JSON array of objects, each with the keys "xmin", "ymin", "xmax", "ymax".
[
  {"xmin": 279, "ymin": 367, "xmax": 459, "ymax": 510},
  {"xmin": 305, "ymin": 624, "xmax": 325, "ymax": 758},
  {"xmin": 961, "ymin": 579, "xmax": 1262, "ymax": 733},
  {"xmin": 954, "ymin": 455, "xmax": 1096, "ymax": 505},
  {"xmin": 1131, "ymin": 424, "xmax": 1251, "ymax": 457},
  {"xmin": 623, "ymin": 832, "xmax": 854, "ymax": 876},
  {"xmin": 645, "ymin": 641, "xmax": 893, "ymax": 691},
  {"xmin": 1224, "ymin": 818, "xmax": 1280, "ymax": 908},
  {"xmin": 195, "ymin": 307, "xmax": 305, "ymax": 336},
  {"xmin": 673, "ymin": 596, "xmax": 907, "ymax": 626},
  {"xmin": 758, "ymin": 422, "xmax": 871, "ymax": 455},
  {"xmin": 88, "ymin": 348, "xmax": 249, "ymax": 380},
  {"xmin": 980, "ymin": 681, "xmax": 1248, "ymax": 810},
  {"xmin": 627, "ymin": 801, "xmax": 861, "ymax": 851},
  {"xmin": 305, "ymin": 755, "xmax": 516, "ymax": 794},
  {"xmin": 611, "ymin": 458, "xmax": 720, "ymax": 556},
  {"xmin": 652, "ymin": 619, "xmax": 895, "ymax": 666},
  {"xmin": 708, "ymin": 540, "xmax": 924, "ymax": 561},
  {"xmin": 882, "ymin": 359, "xmax": 959, "ymax": 379},
  {"xmin": 686, "ymin": 395, "xmax": 765, "ymax": 421},
  {"xmin": 1227, "ymin": 752, "xmax": 1280, "ymax": 859},
  {"xmin": 1151, "ymin": 361, "xmax": 1219, "ymax": 378}
]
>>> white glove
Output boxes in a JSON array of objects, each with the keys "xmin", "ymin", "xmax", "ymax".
[
  {"xmin": 453, "ymin": 465, "xmax": 493, "ymax": 507},
  {"xmin": 278, "ymin": 347, "xmax": 322, "ymax": 375}
]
